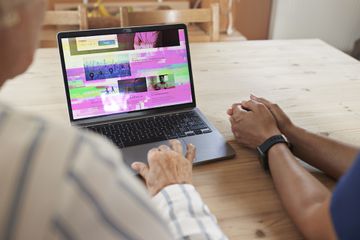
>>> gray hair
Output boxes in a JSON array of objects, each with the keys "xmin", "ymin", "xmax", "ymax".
[{"xmin": 0, "ymin": 0, "xmax": 33, "ymax": 28}]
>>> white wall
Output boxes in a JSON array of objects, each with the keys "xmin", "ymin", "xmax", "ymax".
[{"xmin": 269, "ymin": 0, "xmax": 360, "ymax": 52}]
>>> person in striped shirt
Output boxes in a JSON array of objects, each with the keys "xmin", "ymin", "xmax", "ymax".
[{"xmin": 0, "ymin": 0, "xmax": 227, "ymax": 239}]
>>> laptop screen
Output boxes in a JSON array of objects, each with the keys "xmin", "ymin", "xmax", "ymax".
[{"xmin": 60, "ymin": 27, "xmax": 193, "ymax": 120}]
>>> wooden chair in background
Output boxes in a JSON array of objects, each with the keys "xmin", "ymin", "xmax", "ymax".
[
  {"xmin": 54, "ymin": 1, "xmax": 190, "ymax": 11},
  {"xmin": 40, "ymin": 5, "xmax": 88, "ymax": 48},
  {"xmin": 54, "ymin": 1, "xmax": 189, "ymax": 30},
  {"xmin": 200, "ymin": 0, "xmax": 246, "ymax": 41},
  {"xmin": 119, "ymin": 3, "xmax": 220, "ymax": 42}
]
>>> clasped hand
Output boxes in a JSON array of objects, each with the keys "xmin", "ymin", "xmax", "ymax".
[{"xmin": 227, "ymin": 95, "xmax": 288, "ymax": 149}]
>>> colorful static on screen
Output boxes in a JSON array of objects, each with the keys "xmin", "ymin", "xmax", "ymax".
[{"xmin": 61, "ymin": 29, "xmax": 193, "ymax": 120}]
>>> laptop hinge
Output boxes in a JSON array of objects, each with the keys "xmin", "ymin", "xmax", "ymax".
[{"xmin": 74, "ymin": 107, "xmax": 196, "ymax": 128}]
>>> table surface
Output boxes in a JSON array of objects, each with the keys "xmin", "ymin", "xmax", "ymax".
[{"xmin": 2, "ymin": 39, "xmax": 360, "ymax": 239}]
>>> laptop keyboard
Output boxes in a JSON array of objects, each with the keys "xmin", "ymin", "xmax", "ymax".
[{"xmin": 86, "ymin": 111, "xmax": 212, "ymax": 148}]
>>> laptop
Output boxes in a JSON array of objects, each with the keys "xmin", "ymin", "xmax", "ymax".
[{"xmin": 57, "ymin": 24, "xmax": 235, "ymax": 168}]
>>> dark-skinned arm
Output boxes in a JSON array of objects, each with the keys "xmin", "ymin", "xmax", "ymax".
[
  {"xmin": 228, "ymin": 100, "xmax": 337, "ymax": 240},
  {"xmin": 269, "ymin": 143, "xmax": 336, "ymax": 240}
]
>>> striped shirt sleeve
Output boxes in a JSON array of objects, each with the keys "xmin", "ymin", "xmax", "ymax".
[{"xmin": 153, "ymin": 184, "xmax": 228, "ymax": 240}]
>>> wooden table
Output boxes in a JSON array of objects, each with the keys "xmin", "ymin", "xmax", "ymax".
[{"xmin": 2, "ymin": 39, "xmax": 360, "ymax": 239}]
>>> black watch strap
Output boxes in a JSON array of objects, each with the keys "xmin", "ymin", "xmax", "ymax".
[{"xmin": 257, "ymin": 134, "xmax": 290, "ymax": 171}]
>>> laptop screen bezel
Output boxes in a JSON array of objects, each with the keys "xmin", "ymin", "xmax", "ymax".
[{"xmin": 57, "ymin": 24, "xmax": 197, "ymax": 125}]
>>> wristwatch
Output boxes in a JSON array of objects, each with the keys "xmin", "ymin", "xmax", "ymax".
[{"xmin": 256, "ymin": 134, "xmax": 290, "ymax": 171}]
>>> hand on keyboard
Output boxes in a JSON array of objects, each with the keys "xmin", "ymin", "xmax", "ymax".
[{"xmin": 131, "ymin": 139, "xmax": 196, "ymax": 196}]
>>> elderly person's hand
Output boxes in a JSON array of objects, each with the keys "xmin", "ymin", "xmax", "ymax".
[
  {"xmin": 131, "ymin": 139, "xmax": 196, "ymax": 196},
  {"xmin": 227, "ymin": 98, "xmax": 281, "ymax": 149}
]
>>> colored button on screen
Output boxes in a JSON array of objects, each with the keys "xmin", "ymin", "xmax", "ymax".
[{"xmin": 98, "ymin": 40, "xmax": 116, "ymax": 46}]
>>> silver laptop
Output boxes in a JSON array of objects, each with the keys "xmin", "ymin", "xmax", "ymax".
[{"xmin": 57, "ymin": 24, "xmax": 235, "ymax": 168}]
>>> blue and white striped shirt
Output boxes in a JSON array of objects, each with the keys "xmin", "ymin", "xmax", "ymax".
[{"xmin": 0, "ymin": 104, "xmax": 227, "ymax": 240}]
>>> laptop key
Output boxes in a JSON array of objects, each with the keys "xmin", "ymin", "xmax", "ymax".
[
  {"xmin": 178, "ymin": 132, "xmax": 187, "ymax": 138},
  {"xmin": 166, "ymin": 133, "xmax": 178, "ymax": 139},
  {"xmin": 201, "ymin": 128, "xmax": 212, "ymax": 134},
  {"xmin": 194, "ymin": 129, "xmax": 203, "ymax": 135},
  {"xmin": 185, "ymin": 131, "xmax": 195, "ymax": 136},
  {"xmin": 189, "ymin": 124, "xmax": 208, "ymax": 131}
]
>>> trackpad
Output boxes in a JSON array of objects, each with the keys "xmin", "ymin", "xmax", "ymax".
[
  {"xmin": 121, "ymin": 139, "xmax": 187, "ymax": 167},
  {"xmin": 182, "ymin": 134, "xmax": 235, "ymax": 164}
]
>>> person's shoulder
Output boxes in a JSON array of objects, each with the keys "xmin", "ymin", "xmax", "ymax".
[
  {"xmin": 0, "ymin": 103, "xmax": 75, "ymax": 138},
  {"xmin": 0, "ymin": 103, "xmax": 123, "ymax": 162},
  {"xmin": 354, "ymin": 153, "xmax": 360, "ymax": 164},
  {"xmin": 330, "ymin": 153, "xmax": 360, "ymax": 240},
  {"xmin": 345, "ymin": 153, "xmax": 360, "ymax": 174}
]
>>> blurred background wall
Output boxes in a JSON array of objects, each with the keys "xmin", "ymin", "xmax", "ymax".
[
  {"xmin": 269, "ymin": 0, "xmax": 360, "ymax": 53},
  {"xmin": 233, "ymin": 0, "xmax": 272, "ymax": 40}
]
